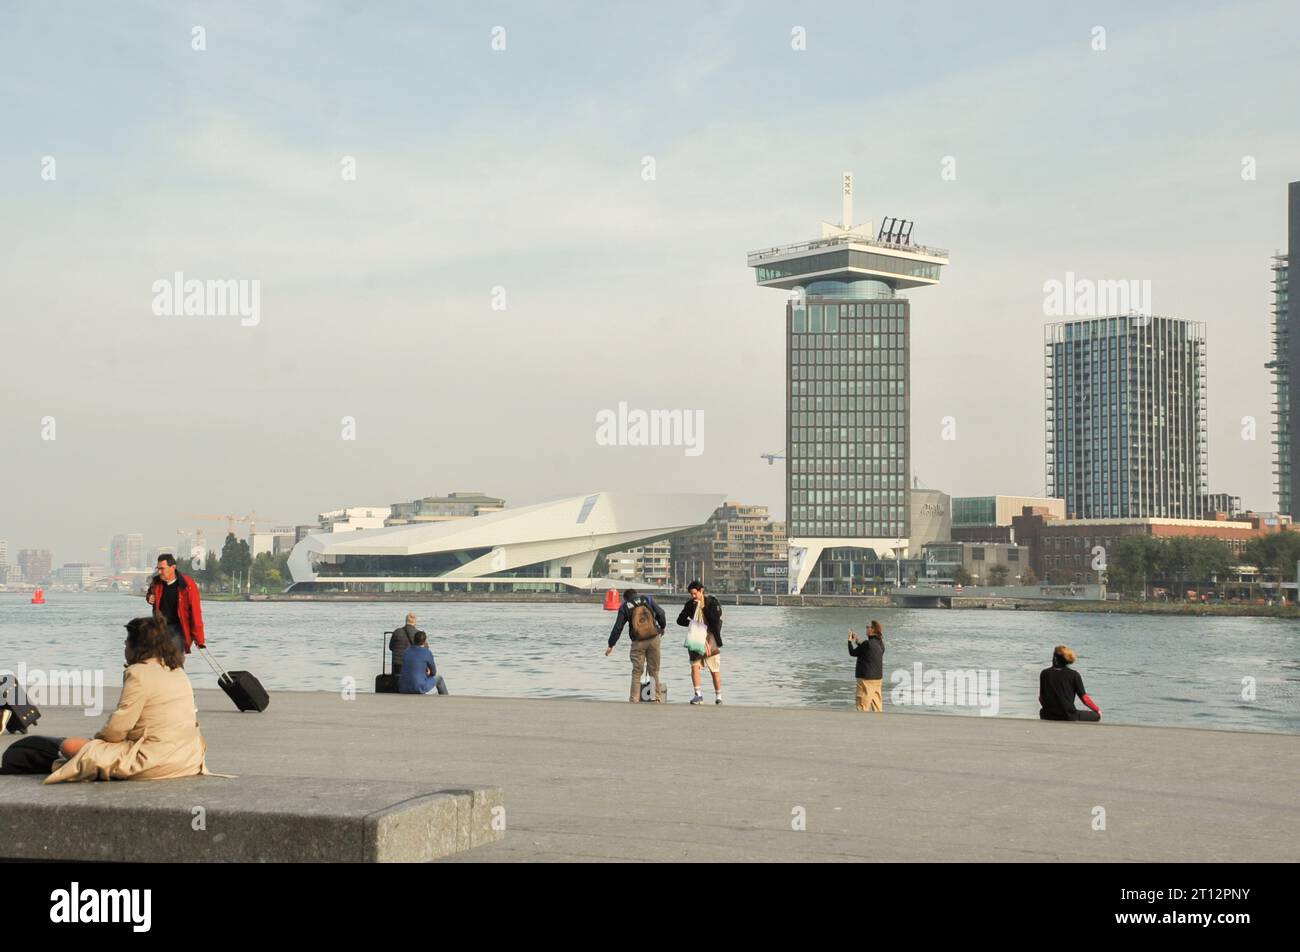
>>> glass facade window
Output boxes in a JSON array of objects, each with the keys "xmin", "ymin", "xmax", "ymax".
[
  {"xmin": 788, "ymin": 297, "xmax": 909, "ymax": 538},
  {"xmin": 755, "ymin": 249, "xmax": 942, "ymax": 284},
  {"xmin": 952, "ymin": 496, "xmax": 996, "ymax": 527},
  {"xmin": 1045, "ymin": 317, "xmax": 1206, "ymax": 519}
]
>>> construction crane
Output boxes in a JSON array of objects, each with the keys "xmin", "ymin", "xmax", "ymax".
[
  {"xmin": 760, "ymin": 452, "xmax": 786, "ymax": 465},
  {"xmin": 178, "ymin": 511, "xmax": 277, "ymax": 536}
]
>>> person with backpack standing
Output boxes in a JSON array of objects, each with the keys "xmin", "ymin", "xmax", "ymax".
[
  {"xmin": 677, "ymin": 580, "xmax": 723, "ymax": 705},
  {"xmin": 848, "ymin": 620, "xmax": 885, "ymax": 712},
  {"xmin": 606, "ymin": 589, "xmax": 667, "ymax": 702}
]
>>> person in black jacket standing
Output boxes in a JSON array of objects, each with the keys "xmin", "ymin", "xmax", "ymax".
[
  {"xmin": 677, "ymin": 580, "xmax": 723, "ymax": 705},
  {"xmin": 848, "ymin": 620, "xmax": 885, "ymax": 712}
]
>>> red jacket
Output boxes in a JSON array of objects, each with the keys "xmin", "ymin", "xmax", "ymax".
[{"xmin": 148, "ymin": 573, "xmax": 206, "ymax": 651}]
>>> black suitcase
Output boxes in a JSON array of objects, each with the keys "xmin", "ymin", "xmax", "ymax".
[
  {"xmin": 375, "ymin": 630, "xmax": 400, "ymax": 693},
  {"xmin": 0, "ymin": 674, "xmax": 41, "ymax": 734},
  {"xmin": 199, "ymin": 648, "xmax": 270, "ymax": 712}
]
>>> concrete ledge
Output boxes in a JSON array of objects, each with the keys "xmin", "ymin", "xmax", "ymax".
[{"xmin": 0, "ymin": 775, "xmax": 503, "ymax": 862}]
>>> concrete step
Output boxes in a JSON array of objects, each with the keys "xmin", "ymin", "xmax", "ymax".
[{"xmin": 0, "ymin": 774, "xmax": 502, "ymax": 862}]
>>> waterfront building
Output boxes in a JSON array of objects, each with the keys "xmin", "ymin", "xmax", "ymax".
[
  {"xmin": 951, "ymin": 495, "xmax": 1065, "ymax": 543},
  {"xmin": 287, "ymin": 492, "xmax": 723, "ymax": 594},
  {"xmin": 670, "ymin": 502, "xmax": 787, "ymax": 593},
  {"xmin": 748, "ymin": 173, "xmax": 949, "ymax": 593},
  {"xmin": 1046, "ymin": 315, "xmax": 1208, "ymax": 520},
  {"xmin": 1268, "ymin": 181, "xmax": 1297, "ymax": 514}
]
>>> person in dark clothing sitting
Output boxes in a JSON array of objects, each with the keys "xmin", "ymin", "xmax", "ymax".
[{"xmin": 1039, "ymin": 644, "xmax": 1101, "ymax": 721}]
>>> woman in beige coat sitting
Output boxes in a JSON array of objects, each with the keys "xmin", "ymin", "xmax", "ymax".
[{"xmin": 45, "ymin": 616, "xmax": 209, "ymax": 784}]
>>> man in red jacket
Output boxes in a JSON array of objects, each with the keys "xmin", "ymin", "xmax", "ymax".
[{"xmin": 145, "ymin": 553, "xmax": 206, "ymax": 664}]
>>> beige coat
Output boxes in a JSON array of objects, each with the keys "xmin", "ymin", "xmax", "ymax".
[{"xmin": 45, "ymin": 658, "xmax": 208, "ymax": 784}]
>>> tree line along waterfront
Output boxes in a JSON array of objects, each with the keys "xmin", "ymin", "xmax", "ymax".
[
  {"xmin": 1095, "ymin": 532, "xmax": 1300, "ymax": 602},
  {"xmin": 174, "ymin": 533, "xmax": 292, "ymax": 595}
]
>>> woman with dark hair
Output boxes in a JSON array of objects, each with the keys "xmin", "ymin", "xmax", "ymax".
[
  {"xmin": 44, "ymin": 616, "xmax": 210, "ymax": 783},
  {"xmin": 1038, "ymin": 645, "xmax": 1102, "ymax": 722}
]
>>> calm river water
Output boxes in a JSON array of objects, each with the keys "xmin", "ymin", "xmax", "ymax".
[{"xmin": 2, "ymin": 593, "xmax": 1297, "ymax": 733}]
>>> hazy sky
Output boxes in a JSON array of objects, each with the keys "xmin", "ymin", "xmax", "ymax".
[{"xmin": 2, "ymin": 1, "xmax": 1297, "ymax": 564}]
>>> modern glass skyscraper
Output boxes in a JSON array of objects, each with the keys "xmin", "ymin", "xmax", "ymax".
[
  {"xmin": 1267, "ymin": 181, "xmax": 1297, "ymax": 516},
  {"xmin": 747, "ymin": 174, "xmax": 948, "ymax": 594},
  {"xmin": 1045, "ymin": 316, "xmax": 1208, "ymax": 519}
]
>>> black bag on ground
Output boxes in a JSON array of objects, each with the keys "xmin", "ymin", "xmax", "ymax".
[
  {"xmin": 376, "ymin": 630, "xmax": 400, "ymax": 694},
  {"xmin": 198, "ymin": 648, "xmax": 270, "ymax": 713},
  {"xmin": 0, "ymin": 674, "xmax": 41, "ymax": 734},
  {"xmin": 0, "ymin": 735, "xmax": 64, "ymax": 774}
]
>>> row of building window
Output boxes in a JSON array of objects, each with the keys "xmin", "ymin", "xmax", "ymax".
[
  {"xmin": 793, "ymin": 364, "xmax": 904, "ymax": 381},
  {"xmin": 791, "ymin": 444, "xmax": 904, "ymax": 462},
  {"xmin": 792, "ymin": 379, "xmax": 905, "ymax": 398},
  {"xmin": 794, "ymin": 333, "xmax": 904, "ymax": 350},
  {"xmin": 791, "ymin": 521, "xmax": 905, "ymax": 537},
  {"xmin": 794, "ymin": 490, "xmax": 906, "ymax": 504},
  {"xmin": 793, "ymin": 474, "xmax": 905, "ymax": 489},
  {"xmin": 794, "ymin": 350, "xmax": 903, "ymax": 367}
]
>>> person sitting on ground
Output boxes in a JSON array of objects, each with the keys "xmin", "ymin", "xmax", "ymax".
[
  {"xmin": 397, "ymin": 630, "xmax": 449, "ymax": 696},
  {"xmin": 44, "ymin": 616, "xmax": 210, "ymax": 783},
  {"xmin": 1038, "ymin": 644, "xmax": 1102, "ymax": 722},
  {"xmin": 390, "ymin": 612, "xmax": 424, "ymax": 675}
]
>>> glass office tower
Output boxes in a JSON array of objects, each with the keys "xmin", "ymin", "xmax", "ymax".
[
  {"xmin": 747, "ymin": 176, "xmax": 948, "ymax": 593},
  {"xmin": 1045, "ymin": 316, "xmax": 1208, "ymax": 519}
]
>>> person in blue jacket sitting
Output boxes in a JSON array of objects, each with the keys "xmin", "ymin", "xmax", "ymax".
[{"xmin": 397, "ymin": 630, "xmax": 449, "ymax": 696}]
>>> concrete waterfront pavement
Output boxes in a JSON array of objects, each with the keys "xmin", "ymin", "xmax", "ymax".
[{"xmin": 8, "ymin": 689, "xmax": 1298, "ymax": 862}]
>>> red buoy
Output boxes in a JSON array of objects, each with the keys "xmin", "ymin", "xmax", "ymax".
[
  {"xmin": 603, "ymin": 587, "xmax": 620, "ymax": 611},
  {"xmin": 31, "ymin": 587, "xmax": 45, "ymax": 604}
]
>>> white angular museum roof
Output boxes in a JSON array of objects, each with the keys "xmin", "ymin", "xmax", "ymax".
[{"xmin": 296, "ymin": 491, "xmax": 726, "ymax": 557}]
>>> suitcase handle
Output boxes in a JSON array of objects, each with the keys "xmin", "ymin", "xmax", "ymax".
[{"xmin": 196, "ymin": 646, "xmax": 232, "ymax": 683}]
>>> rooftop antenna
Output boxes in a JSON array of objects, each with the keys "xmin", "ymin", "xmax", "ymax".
[{"xmin": 822, "ymin": 171, "xmax": 872, "ymax": 239}]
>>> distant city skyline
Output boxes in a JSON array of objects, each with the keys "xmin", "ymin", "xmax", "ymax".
[{"xmin": 3, "ymin": 2, "xmax": 1298, "ymax": 563}]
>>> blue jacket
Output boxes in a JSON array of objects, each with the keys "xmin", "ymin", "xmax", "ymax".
[{"xmin": 398, "ymin": 645, "xmax": 439, "ymax": 694}]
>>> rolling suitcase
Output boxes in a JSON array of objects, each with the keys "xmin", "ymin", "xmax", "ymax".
[
  {"xmin": 199, "ymin": 647, "xmax": 270, "ymax": 712},
  {"xmin": 0, "ymin": 674, "xmax": 41, "ymax": 734},
  {"xmin": 375, "ymin": 631, "xmax": 400, "ymax": 693}
]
